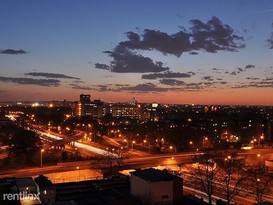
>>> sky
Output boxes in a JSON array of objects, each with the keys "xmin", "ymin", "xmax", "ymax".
[{"xmin": 0, "ymin": 0, "xmax": 273, "ymax": 105}]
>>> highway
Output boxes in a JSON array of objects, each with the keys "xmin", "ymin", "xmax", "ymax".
[{"xmin": 0, "ymin": 153, "xmax": 194, "ymax": 178}]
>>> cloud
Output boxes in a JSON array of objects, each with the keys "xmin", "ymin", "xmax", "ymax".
[
  {"xmin": 94, "ymin": 63, "xmax": 111, "ymax": 71},
  {"xmin": 245, "ymin": 64, "xmax": 255, "ymax": 69},
  {"xmin": 0, "ymin": 76, "xmax": 60, "ymax": 86},
  {"xmin": 0, "ymin": 49, "xmax": 28, "ymax": 55},
  {"xmin": 267, "ymin": 23, "xmax": 273, "ymax": 49},
  {"xmin": 72, "ymin": 80, "xmax": 84, "ymax": 84},
  {"xmin": 25, "ymin": 72, "xmax": 80, "ymax": 80},
  {"xmin": 202, "ymin": 76, "xmax": 214, "ymax": 81},
  {"xmin": 246, "ymin": 77, "xmax": 260, "ymax": 80},
  {"xmin": 233, "ymin": 78, "xmax": 273, "ymax": 89},
  {"xmin": 189, "ymin": 16, "xmax": 245, "ymax": 53},
  {"xmin": 70, "ymin": 84, "xmax": 94, "ymax": 90},
  {"xmin": 189, "ymin": 51, "xmax": 198, "ymax": 55},
  {"xmin": 122, "ymin": 83, "xmax": 169, "ymax": 92},
  {"xmin": 141, "ymin": 71, "xmax": 193, "ymax": 79},
  {"xmin": 159, "ymin": 78, "xmax": 185, "ymax": 86},
  {"xmin": 96, "ymin": 16, "xmax": 245, "ymax": 73},
  {"xmin": 117, "ymin": 17, "xmax": 244, "ymax": 56},
  {"xmin": 230, "ymin": 64, "xmax": 255, "ymax": 75},
  {"xmin": 101, "ymin": 48, "xmax": 169, "ymax": 73}
]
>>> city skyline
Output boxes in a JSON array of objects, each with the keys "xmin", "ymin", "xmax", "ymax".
[{"xmin": 1, "ymin": 0, "xmax": 273, "ymax": 105}]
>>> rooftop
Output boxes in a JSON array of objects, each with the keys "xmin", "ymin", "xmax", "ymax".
[{"xmin": 130, "ymin": 168, "xmax": 178, "ymax": 182}]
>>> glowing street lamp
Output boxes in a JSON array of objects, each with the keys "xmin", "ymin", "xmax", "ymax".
[
  {"xmin": 203, "ymin": 137, "xmax": 208, "ymax": 148},
  {"xmin": 40, "ymin": 149, "xmax": 44, "ymax": 167},
  {"xmin": 124, "ymin": 139, "xmax": 129, "ymax": 147},
  {"xmin": 76, "ymin": 166, "xmax": 80, "ymax": 181},
  {"xmin": 132, "ymin": 140, "xmax": 136, "ymax": 149}
]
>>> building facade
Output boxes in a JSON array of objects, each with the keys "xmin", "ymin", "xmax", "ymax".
[{"xmin": 130, "ymin": 168, "xmax": 183, "ymax": 205}]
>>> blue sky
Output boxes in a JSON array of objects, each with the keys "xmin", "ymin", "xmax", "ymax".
[{"xmin": 0, "ymin": 0, "xmax": 273, "ymax": 105}]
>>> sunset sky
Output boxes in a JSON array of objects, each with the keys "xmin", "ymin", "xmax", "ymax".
[{"xmin": 1, "ymin": 0, "xmax": 273, "ymax": 105}]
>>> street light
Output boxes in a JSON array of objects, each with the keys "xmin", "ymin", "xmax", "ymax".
[
  {"xmin": 40, "ymin": 149, "xmax": 44, "ymax": 167},
  {"xmin": 203, "ymin": 137, "xmax": 208, "ymax": 148},
  {"xmin": 132, "ymin": 140, "xmax": 136, "ymax": 149},
  {"xmin": 124, "ymin": 139, "xmax": 129, "ymax": 147},
  {"xmin": 189, "ymin": 141, "xmax": 194, "ymax": 151},
  {"xmin": 76, "ymin": 166, "xmax": 80, "ymax": 181}
]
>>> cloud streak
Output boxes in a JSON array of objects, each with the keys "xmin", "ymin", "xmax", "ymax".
[
  {"xmin": 25, "ymin": 72, "xmax": 80, "ymax": 80},
  {"xmin": 0, "ymin": 49, "xmax": 28, "ymax": 55},
  {"xmin": 141, "ymin": 71, "xmax": 193, "ymax": 79},
  {"xmin": 0, "ymin": 76, "xmax": 60, "ymax": 86},
  {"xmin": 267, "ymin": 23, "xmax": 273, "ymax": 49}
]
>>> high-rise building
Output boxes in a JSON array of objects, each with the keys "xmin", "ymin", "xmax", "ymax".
[
  {"xmin": 80, "ymin": 94, "xmax": 92, "ymax": 116},
  {"xmin": 73, "ymin": 94, "xmax": 104, "ymax": 118}
]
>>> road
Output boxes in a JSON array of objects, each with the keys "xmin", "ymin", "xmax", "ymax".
[
  {"xmin": 1, "ymin": 151, "xmax": 272, "ymax": 204},
  {"xmin": 0, "ymin": 153, "xmax": 195, "ymax": 178}
]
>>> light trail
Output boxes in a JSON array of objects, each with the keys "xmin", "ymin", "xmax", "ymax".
[
  {"xmin": 74, "ymin": 142, "xmax": 118, "ymax": 157},
  {"xmin": 36, "ymin": 131, "xmax": 63, "ymax": 140}
]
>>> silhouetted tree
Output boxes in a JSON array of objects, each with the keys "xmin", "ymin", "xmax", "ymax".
[
  {"xmin": 249, "ymin": 167, "xmax": 272, "ymax": 204},
  {"xmin": 8, "ymin": 129, "xmax": 42, "ymax": 165},
  {"xmin": 217, "ymin": 151, "xmax": 249, "ymax": 205}
]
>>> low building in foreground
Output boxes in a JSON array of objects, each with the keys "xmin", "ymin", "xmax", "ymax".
[{"xmin": 130, "ymin": 168, "xmax": 183, "ymax": 205}]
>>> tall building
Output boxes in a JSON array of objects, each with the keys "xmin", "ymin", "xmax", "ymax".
[
  {"xmin": 80, "ymin": 94, "xmax": 92, "ymax": 116},
  {"xmin": 73, "ymin": 94, "xmax": 104, "ymax": 118}
]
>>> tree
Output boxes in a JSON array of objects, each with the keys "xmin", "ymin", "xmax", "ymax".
[
  {"xmin": 92, "ymin": 149, "xmax": 126, "ymax": 179},
  {"xmin": 217, "ymin": 151, "xmax": 249, "ymax": 205},
  {"xmin": 61, "ymin": 151, "xmax": 68, "ymax": 162},
  {"xmin": 8, "ymin": 129, "xmax": 42, "ymax": 165},
  {"xmin": 249, "ymin": 167, "xmax": 272, "ymax": 204},
  {"xmin": 190, "ymin": 150, "xmax": 220, "ymax": 205}
]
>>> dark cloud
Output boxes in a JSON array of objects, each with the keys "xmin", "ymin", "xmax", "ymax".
[
  {"xmin": 0, "ymin": 76, "xmax": 60, "ymax": 86},
  {"xmin": 190, "ymin": 17, "xmax": 245, "ymax": 53},
  {"xmin": 202, "ymin": 76, "xmax": 214, "ymax": 81},
  {"xmin": 115, "ymin": 83, "xmax": 129, "ymax": 87},
  {"xmin": 120, "ymin": 29, "xmax": 191, "ymax": 57},
  {"xmin": 0, "ymin": 49, "xmax": 28, "ymax": 55},
  {"xmin": 187, "ymin": 71, "xmax": 195, "ymax": 75},
  {"xmin": 230, "ymin": 64, "xmax": 255, "ymax": 75},
  {"xmin": 122, "ymin": 83, "xmax": 169, "ymax": 92},
  {"xmin": 141, "ymin": 71, "xmax": 192, "ymax": 80},
  {"xmin": 159, "ymin": 78, "xmax": 185, "ymax": 86},
  {"xmin": 118, "ymin": 17, "xmax": 244, "ymax": 56},
  {"xmin": 94, "ymin": 63, "xmax": 110, "ymax": 71},
  {"xmin": 25, "ymin": 72, "xmax": 80, "ymax": 80},
  {"xmin": 182, "ymin": 82, "xmax": 205, "ymax": 90},
  {"xmin": 267, "ymin": 23, "xmax": 273, "ymax": 49},
  {"xmin": 219, "ymin": 81, "xmax": 227, "ymax": 84},
  {"xmin": 233, "ymin": 79, "xmax": 273, "ymax": 89},
  {"xmin": 97, "ymin": 16, "xmax": 245, "ymax": 73},
  {"xmin": 72, "ymin": 80, "xmax": 84, "ymax": 84},
  {"xmin": 245, "ymin": 64, "xmax": 255, "ymax": 69},
  {"xmin": 189, "ymin": 51, "xmax": 198, "ymax": 55},
  {"xmin": 246, "ymin": 77, "xmax": 260, "ymax": 80},
  {"xmin": 70, "ymin": 84, "xmax": 94, "ymax": 90},
  {"xmin": 101, "ymin": 48, "xmax": 169, "ymax": 73}
]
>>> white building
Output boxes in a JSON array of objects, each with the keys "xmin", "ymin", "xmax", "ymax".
[{"xmin": 130, "ymin": 168, "xmax": 183, "ymax": 205}]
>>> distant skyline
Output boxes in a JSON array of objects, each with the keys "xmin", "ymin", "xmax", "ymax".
[{"xmin": 1, "ymin": 0, "xmax": 273, "ymax": 105}]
